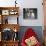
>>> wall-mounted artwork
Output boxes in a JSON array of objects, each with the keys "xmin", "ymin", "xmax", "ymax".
[{"xmin": 23, "ymin": 8, "xmax": 37, "ymax": 19}]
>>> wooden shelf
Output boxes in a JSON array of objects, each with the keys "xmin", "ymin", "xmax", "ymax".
[
  {"xmin": 0, "ymin": 40, "xmax": 19, "ymax": 46},
  {"xmin": 0, "ymin": 7, "xmax": 19, "ymax": 16},
  {"xmin": 0, "ymin": 7, "xmax": 20, "ymax": 46},
  {"xmin": 0, "ymin": 7, "xmax": 19, "ymax": 10},
  {"xmin": 0, "ymin": 24, "xmax": 20, "ymax": 32},
  {"xmin": 2, "ymin": 40, "xmax": 19, "ymax": 42}
]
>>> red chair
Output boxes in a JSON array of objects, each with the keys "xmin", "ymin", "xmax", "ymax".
[{"xmin": 21, "ymin": 28, "xmax": 41, "ymax": 46}]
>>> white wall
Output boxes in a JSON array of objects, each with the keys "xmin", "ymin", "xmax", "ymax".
[
  {"xmin": 18, "ymin": 0, "xmax": 44, "ymax": 26},
  {"xmin": 0, "ymin": 0, "xmax": 44, "ymax": 26}
]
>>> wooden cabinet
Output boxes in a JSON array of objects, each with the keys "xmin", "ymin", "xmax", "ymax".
[
  {"xmin": 0, "ymin": 41, "xmax": 19, "ymax": 46},
  {"xmin": 0, "ymin": 7, "xmax": 19, "ymax": 24},
  {"xmin": 0, "ymin": 7, "xmax": 20, "ymax": 46},
  {"xmin": 2, "ymin": 41, "xmax": 19, "ymax": 46}
]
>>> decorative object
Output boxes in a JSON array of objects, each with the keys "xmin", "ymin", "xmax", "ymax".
[
  {"xmin": 15, "ymin": 0, "xmax": 17, "ymax": 7},
  {"xmin": 23, "ymin": 8, "xmax": 37, "ymax": 19},
  {"xmin": 9, "ymin": 10, "xmax": 18, "ymax": 15},
  {"xmin": 2, "ymin": 16, "xmax": 8, "ymax": 24},
  {"xmin": 14, "ymin": 28, "xmax": 17, "ymax": 32},
  {"xmin": 1, "ymin": 28, "xmax": 13, "ymax": 41},
  {"xmin": 13, "ymin": 32, "xmax": 18, "ymax": 41},
  {"xmin": 1, "ymin": 28, "xmax": 18, "ymax": 41},
  {"xmin": 2, "ymin": 10, "xmax": 9, "ymax": 15},
  {"xmin": 5, "ymin": 18, "xmax": 8, "ymax": 24}
]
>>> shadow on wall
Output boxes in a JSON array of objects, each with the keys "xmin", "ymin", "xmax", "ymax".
[{"xmin": 18, "ymin": 26, "xmax": 43, "ymax": 44}]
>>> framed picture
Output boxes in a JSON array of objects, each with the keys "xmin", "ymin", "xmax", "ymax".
[
  {"xmin": 2, "ymin": 10, "xmax": 9, "ymax": 15},
  {"xmin": 23, "ymin": 8, "xmax": 37, "ymax": 19}
]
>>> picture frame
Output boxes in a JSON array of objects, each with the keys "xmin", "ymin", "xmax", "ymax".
[
  {"xmin": 23, "ymin": 8, "xmax": 37, "ymax": 19},
  {"xmin": 2, "ymin": 10, "xmax": 9, "ymax": 15}
]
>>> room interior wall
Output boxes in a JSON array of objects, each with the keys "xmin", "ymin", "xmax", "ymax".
[
  {"xmin": 18, "ymin": 26, "xmax": 44, "ymax": 44},
  {"xmin": 0, "ymin": 0, "xmax": 44, "ymax": 45},
  {"xmin": 0, "ymin": 0, "xmax": 44, "ymax": 26}
]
